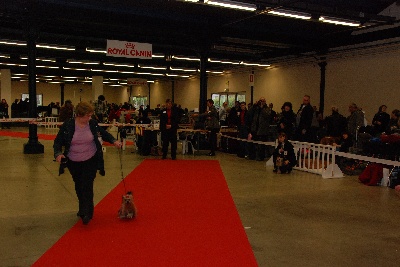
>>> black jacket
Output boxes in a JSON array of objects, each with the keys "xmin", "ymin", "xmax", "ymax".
[
  {"xmin": 273, "ymin": 140, "xmax": 296, "ymax": 167},
  {"xmin": 53, "ymin": 118, "xmax": 117, "ymax": 175},
  {"xmin": 160, "ymin": 107, "xmax": 180, "ymax": 134}
]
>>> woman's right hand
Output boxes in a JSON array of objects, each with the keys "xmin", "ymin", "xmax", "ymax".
[{"xmin": 56, "ymin": 154, "xmax": 65, "ymax": 164}]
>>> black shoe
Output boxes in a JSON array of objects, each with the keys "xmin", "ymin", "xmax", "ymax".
[
  {"xmin": 99, "ymin": 170, "xmax": 105, "ymax": 176},
  {"xmin": 162, "ymin": 156, "xmax": 166, "ymax": 159},
  {"xmin": 208, "ymin": 152, "xmax": 215, "ymax": 156},
  {"xmin": 273, "ymin": 168, "xmax": 277, "ymax": 173},
  {"xmin": 172, "ymin": 157, "xmax": 176, "ymax": 160},
  {"xmin": 82, "ymin": 215, "xmax": 91, "ymax": 225}
]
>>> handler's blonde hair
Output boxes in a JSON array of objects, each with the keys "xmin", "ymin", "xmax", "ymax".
[{"xmin": 75, "ymin": 102, "xmax": 94, "ymax": 117}]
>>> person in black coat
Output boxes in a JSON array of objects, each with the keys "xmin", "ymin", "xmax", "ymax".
[
  {"xmin": 273, "ymin": 132, "xmax": 296, "ymax": 174},
  {"xmin": 278, "ymin": 102, "xmax": 296, "ymax": 140},
  {"xmin": 372, "ymin": 105, "xmax": 390, "ymax": 135},
  {"xmin": 160, "ymin": 99, "xmax": 180, "ymax": 159},
  {"xmin": 295, "ymin": 95, "xmax": 314, "ymax": 142}
]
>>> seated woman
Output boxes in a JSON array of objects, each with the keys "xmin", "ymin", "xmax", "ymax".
[
  {"xmin": 273, "ymin": 132, "xmax": 296, "ymax": 174},
  {"xmin": 333, "ymin": 131, "xmax": 353, "ymax": 153}
]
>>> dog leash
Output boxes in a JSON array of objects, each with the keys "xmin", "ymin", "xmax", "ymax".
[{"xmin": 117, "ymin": 147, "xmax": 127, "ymax": 194}]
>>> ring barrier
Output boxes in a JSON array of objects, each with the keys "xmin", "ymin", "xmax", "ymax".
[
  {"xmin": 3, "ymin": 118, "xmax": 399, "ymax": 177},
  {"xmin": 218, "ymin": 133, "xmax": 400, "ymax": 179}
]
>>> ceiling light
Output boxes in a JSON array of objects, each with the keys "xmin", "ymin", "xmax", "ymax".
[
  {"xmin": 205, "ymin": 0, "xmax": 256, "ymax": 11},
  {"xmin": 173, "ymin": 56, "xmax": 200, "ymax": 61},
  {"xmin": 268, "ymin": 9, "xmax": 311, "ymax": 20},
  {"xmin": 86, "ymin": 48, "xmax": 106, "ymax": 53},
  {"xmin": 67, "ymin": 60, "xmax": 100, "ymax": 65},
  {"xmin": 170, "ymin": 67, "xmax": 197, "ymax": 72},
  {"xmin": 140, "ymin": 65, "xmax": 167, "ymax": 70},
  {"xmin": 0, "ymin": 40, "xmax": 26, "ymax": 46},
  {"xmin": 37, "ymin": 44, "xmax": 75, "ymax": 51},
  {"xmin": 319, "ymin": 16, "xmax": 360, "ymax": 27}
]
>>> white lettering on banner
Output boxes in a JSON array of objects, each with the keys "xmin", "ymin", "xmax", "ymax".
[{"xmin": 106, "ymin": 40, "xmax": 152, "ymax": 59}]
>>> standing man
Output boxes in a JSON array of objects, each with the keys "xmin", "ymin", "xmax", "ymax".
[
  {"xmin": 236, "ymin": 101, "xmax": 249, "ymax": 158},
  {"xmin": 347, "ymin": 102, "xmax": 365, "ymax": 142},
  {"xmin": 247, "ymin": 97, "xmax": 271, "ymax": 161},
  {"xmin": 160, "ymin": 99, "xmax": 180, "ymax": 160},
  {"xmin": 94, "ymin": 95, "xmax": 107, "ymax": 123},
  {"xmin": 219, "ymin": 101, "xmax": 228, "ymax": 127},
  {"xmin": 195, "ymin": 99, "xmax": 220, "ymax": 156},
  {"xmin": 295, "ymin": 95, "xmax": 314, "ymax": 142}
]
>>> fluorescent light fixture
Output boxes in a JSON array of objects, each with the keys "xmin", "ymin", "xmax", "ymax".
[
  {"xmin": 205, "ymin": 0, "xmax": 256, "ymax": 11},
  {"xmin": 37, "ymin": 65, "xmax": 59, "ymax": 69},
  {"xmin": 21, "ymin": 57, "xmax": 57, "ymax": 62},
  {"xmin": 67, "ymin": 60, "xmax": 100, "ymax": 65},
  {"xmin": 37, "ymin": 44, "xmax": 75, "ymax": 51},
  {"xmin": 103, "ymin": 62, "xmax": 136, "ymax": 68},
  {"xmin": 208, "ymin": 59, "xmax": 240, "ymax": 64},
  {"xmin": 319, "ymin": 16, "xmax": 360, "ymax": 27},
  {"xmin": 206, "ymin": 70, "xmax": 224, "ymax": 74},
  {"xmin": 0, "ymin": 40, "xmax": 26, "ymax": 46},
  {"xmin": 0, "ymin": 63, "xmax": 27, "ymax": 67},
  {"xmin": 242, "ymin": 62, "xmax": 270, "ymax": 67},
  {"xmin": 170, "ymin": 67, "xmax": 197, "ymax": 72},
  {"xmin": 173, "ymin": 56, "xmax": 200, "ymax": 61},
  {"xmin": 268, "ymin": 10, "xmax": 311, "ymax": 20},
  {"xmin": 0, "ymin": 54, "xmax": 10, "ymax": 58},
  {"xmin": 184, "ymin": 0, "xmax": 199, "ymax": 2},
  {"xmin": 152, "ymin": 54, "xmax": 164, "ymax": 58},
  {"xmin": 86, "ymin": 48, "xmax": 106, "ymax": 53},
  {"xmin": 140, "ymin": 65, "xmax": 167, "ymax": 70}
]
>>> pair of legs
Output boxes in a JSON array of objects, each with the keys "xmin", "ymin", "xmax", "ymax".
[
  {"xmin": 208, "ymin": 128, "xmax": 219, "ymax": 156},
  {"xmin": 161, "ymin": 129, "xmax": 177, "ymax": 159},
  {"xmin": 67, "ymin": 156, "xmax": 97, "ymax": 224}
]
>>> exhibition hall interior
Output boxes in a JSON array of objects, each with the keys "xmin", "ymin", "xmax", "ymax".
[{"xmin": 1, "ymin": 1, "xmax": 400, "ymax": 266}]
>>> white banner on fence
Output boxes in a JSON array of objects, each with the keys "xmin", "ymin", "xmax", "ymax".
[{"xmin": 106, "ymin": 40, "xmax": 152, "ymax": 59}]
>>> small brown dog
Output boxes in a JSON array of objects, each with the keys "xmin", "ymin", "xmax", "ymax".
[
  {"xmin": 118, "ymin": 191, "xmax": 137, "ymax": 219},
  {"xmin": 276, "ymin": 157, "xmax": 283, "ymax": 174}
]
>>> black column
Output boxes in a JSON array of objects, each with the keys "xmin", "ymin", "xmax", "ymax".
[
  {"xmin": 199, "ymin": 53, "xmax": 208, "ymax": 113},
  {"xmin": 250, "ymin": 70, "xmax": 254, "ymax": 105},
  {"xmin": 60, "ymin": 83, "xmax": 65, "ymax": 105},
  {"xmin": 23, "ymin": 20, "xmax": 44, "ymax": 154},
  {"xmin": 171, "ymin": 80, "xmax": 175, "ymax": 103},
  {"xmin": 318, "ymin": 60, "xmax": 327, "ymax": 117}
]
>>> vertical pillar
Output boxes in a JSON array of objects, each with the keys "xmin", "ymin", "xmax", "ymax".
[
  {"xmin": 23, "ymin": 20, "xmax": 44, "ymax": 154},
  {"xmin": 171, "ymin": 80, "xmax": 174, "ymax": 104},
  {"xmin": 60, "ymin": 83, "xmax": 65, "ymax": 105},
  {"xmin": 92, "ymin": 76, "xmax": 103, "ymax": 101},
  {"xmin": 318, "ymin": 60, "xmax": 327, "ymax": 117},
  {"xmin": 250, "ymin": 70, "xmax": 254, "ymax": 105},
  {"xmin": 199, "ymin": 53, "xmax": 208, "ymax": 113},
  {"xmin": 147, "ymin": 83, "xmax": 151, "ymax": 107},
  {"xmin": 0, "ymin": 69, "xmax": 12, "ymax": 117}
]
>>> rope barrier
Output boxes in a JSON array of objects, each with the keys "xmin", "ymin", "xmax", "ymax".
[{"xmin": 2, "ymin": 119, "xmax": 399, "ymax": 171}]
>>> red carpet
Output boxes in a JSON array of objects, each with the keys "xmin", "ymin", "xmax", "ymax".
[{"xmin": 33, "ymin": 159, "xmax": 257, "ymax": 267}]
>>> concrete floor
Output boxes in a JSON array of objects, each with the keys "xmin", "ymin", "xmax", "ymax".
[{"xmin": 1, "ymin": 127, "xmax": 400, "ymax": 267}]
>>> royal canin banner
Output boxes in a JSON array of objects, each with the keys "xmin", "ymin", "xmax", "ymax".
[
  {"xmin": 106, "ymin": 40, "xmax": 152, "ymax": 59},
  {"xmin": 127, "ymin": 78, "xmax": 147, "ymax": 86}
]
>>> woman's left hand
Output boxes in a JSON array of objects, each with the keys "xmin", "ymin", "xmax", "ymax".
[{"xmin": 113, "ymin": 141, "xmax": 122, "ymax": 148}]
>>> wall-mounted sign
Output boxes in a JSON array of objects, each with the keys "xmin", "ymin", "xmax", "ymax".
[
  {"xmin": 249, "ymin": 74, "xmax": 254, "ymax": 86},
  {"xmin": 107, "ymin": 40, "xmax": 152, "ymax": 59},
  {"xmin": 127, "ymin": 78, "xmax": 147, "ymax": 86}
]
